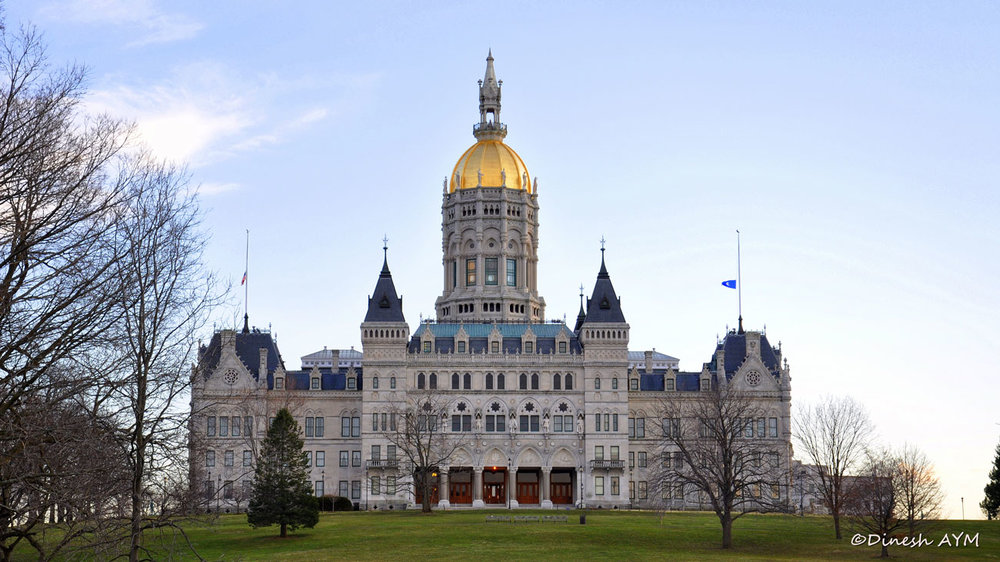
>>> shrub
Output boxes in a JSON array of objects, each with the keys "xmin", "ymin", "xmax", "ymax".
[{"xmin": 333, "ymin": 496, "xmax": 353, "ymax": 512}]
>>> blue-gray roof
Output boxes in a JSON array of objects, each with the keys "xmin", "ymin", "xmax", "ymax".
[
  {"xmin": 583, "ymin": 254, "xmax": 626, "ymax": 324},
  {"xmin": 413, "ymin": 322, "xmax": 575, "ymax": 338},
  {"xmin": 707, "ymin": 331, "xmax": 782, "ymax": 380},
  {"xmin": 269, "ymin": 366, "xmax": 364, "ymax": 391},
  {"xmin": 364, "ymin": 255, "xmax": 405, "ymax": 323},
  {"xmin": 198, "ymin": 329, "xmax": 284, "ymax": 381}
]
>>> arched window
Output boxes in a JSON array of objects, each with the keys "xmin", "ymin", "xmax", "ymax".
[
  {"xmin": 429, "ymin": 373, "xmax": 437, "ymax": 389},
  {"xmin": 451, "ymin": 373, "xmax": 460, "ymax": 390},
  {"xmin": 497, "ymin": 373, "xmax": 505, "ymax": 390},
  {"xmin": 463, "ymin": 373, "xmax": 471, "ymax": 390},
  {"xmin": 519, "ymin": 373, "xmax": 528, "ymax": 390},
  {"xmin": 417, "ymin": 373, "xmax": 425, "ymax": 389},
  {"xmin": 531, "ymin": 373, "xmax": 539, "ymax": 390},
  {"xmin": 611, "ymin": 377, "xmax": 618, "ymax": 390},
  {"xmin": 390, "ymin": 377, "xmax": 397, "ymax": 389},
  {"xmin": 565, "ymin": 373, "xmax": 574, "ymax": 390},
  {"xmin": 373, "ymin": 376, "xmax": 379, "ymax": 389},
  {"xmin": 553, "ymin": 373, "xmax": 561, "ymax": 391},
  {"xmin": 595, "ymin": 377, "xmax": 601, "ymax": 390},
  {"xmin": 486, "ymin": 373, "xmax": 494, "ymax": 390}
]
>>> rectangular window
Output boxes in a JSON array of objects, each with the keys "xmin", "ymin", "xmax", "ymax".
[
  {"xmin": 638, "ymin": 481, "xmax": 648, "ymax": 500},
  {"xmin": 224, "ymin": 480, "xmax": 233, "ymax": 500},
  {"xmin": 452, "ymin": 261, "xmax": 457, "ymax": 289},
  {"xmin": 275, "ymin": 377, "xmax": 284, "ymax": 389},
  {"xmin": 347, "ymin": 376, "xmax": 356, "ymax": 390},
  {"xmin": 629, "ymin": 451, "xmax": 635, "ymax": 468},
  {"xmin": 665, "ymin": 378, "xmax": 675, "ymax": 391},
  {"xmin": 554, "ymin": 416, "xmax": 563, "ymax": 433},
  {"xmin": 352, "ymin": 451, "xmax": 361, "ymax": 467},
  {"xmin": 315, "ymin": 481, "xmax": 324, "ymax": 497},
  {"xmin": 611, "ymin": 476, "xmax": 620, "ymax": 496},
  {"xmin": 603, "ymin": 414, "xmax": 610, "ymax": 432},
  {"xmin": 305, "ymin": 451, "xmax": 312, "ymax": 467},
  {"xmin": 629, "ymin": 480, "xmax": 635, "ymax": 500},
  {"xmin": 769, "ymin": 417, "xmax": 778, "ymax": 438},
  {"xmin": 311, "ymin": 377, "xmax": 319, "ymax": 390},
  {"xmin": 610, "ymin": 446, "xmax": 620, "ymax": 460},
  {"xmin": 485, "ymin": 257, "xmax": 498, "ymax": 285},
  {"xmin": 563, "ymin": 415, "xmax": 573, "ymax": 432},
  {"xmin": 423, "ymin": 341, "xmax": 431, "ymax": 353},
  {"xmin": 306, "ymin": 417, "xmax": 314, "ymax": 437},
  {"xmin": 224, "ymin": 450, "xmax": 234, "ymax": 467},
  {"xmin": 491, "ymin": 341, "xmax": 499, "ymax": 353},
  {"xmin": 342, "ymin": 417, "xmax": 351, "ymax": 437},
  {"xmin": 744, "ymin": 418, "xmax": 754, "ymax": 438},
  {"xmin": 387, "ymin": 445, "xmax": 396, "ymax": 460},
  {"xmin": 674, "ymin": 483, "xmax": 684, "ymax": 499},
  {"xmin": 506, "ymin": 259, "xmax": 516, "ymax": 286},
  {"xmin": 315, "ymin": 417, "xmax": 324, "ymax": 437},
  {"xmin": 638, "ymin": 451, "xmax": 647, "ymax": 468},
  {"xmin": 371, "ymin": 476, "xmax": 381, "ymax": 495},
  {"xmin": 628, "ymin": 418, "xmax": 635, "ymax": 438},
  {"xmin": 636, "ymin": 418, "xmax": 645, "ymax": 438},
  {"xmin": 219, "ymin": 416, "xmax": 228, "ymax": 437},
  {"xmin": 373, "ymin": 413, "xmax": 379, "ymax": 431},
  {"xmin": 594, "ymin": 445, "xmax": 604, "ymax": 460},
  {"xmin": 351, "ymin": 481, "xmax": 361, "ymax": 500},
  {"xmin": 466, "ymin": 258, "xmax": 476, "ymax": 286},
  {"xmin": 243, "ymin": 450, "xmax": 252, "ymax": 467},
  {"xmin": 457, "ymin": 341, "xmax": 466, "ymax": 353},
  {"xmin": 381, "ymin": 413, "xmax": 387, "ymax": 432},
  {"xmin": 390, "ymin": 413, "xmax": 396, "ymax": 431},
  {"xmin": 673, "ymin": 452, "xmax": 683, "ymax": 469},
  {"xmin": 352, "ymin": 417, "xmax": 361, "ymax": 437},
  {"xmin": 559, "ymin": 341, "xmax": 567, "ymax": 353},
  {"xmin": 524, "ymin": 341, "xmax": 533, "ymax": 353},
  {"xmin": 662, "ymin": 418, "xmax": 679, "ymax": 439},
  {"xmin": 629, "ymin": 378, "xmax": 639, "ymax": 391},
  {"xmin": 207, "ymin": 416, "xmax": 216, "ymax": 437},
  {"xmin": 206, "ymin": 450, "xmax": 215, "ymax": 467},
  {"xmin": 231, "ymin": 416, "xmax": 241, "ymax": 437},
  {"xmin": 245, "ymin": 416, "xmax": 253, "ymax": 437},
  {"xmin": 316, "ymin": 451, "xmax": 325, "ymax": 467},
  {"xmin": 595, "ymin": 476, "xmax": 605, "ymax": 496},
  {"xmin": 594, "ymin": 413, "xmax": 601, "ymax": 432},
  {"xmin": 757, "ymin": 418, "xmax": 766, "ymax": 439},
  {"xmin": 340, "ymin": 451, "xmax": 349, "ymax": 467},
  {"xmin": 387, "ymin": 476, "xmax": 396, "ymax": 495},
  {"xmin": 339, "ymin": 481, "xmax": 348, "ymax": 498}
]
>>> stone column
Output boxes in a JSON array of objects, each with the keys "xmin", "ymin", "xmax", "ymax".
[
  {"xmin": 509, "ymin": 467, "xmax": 519, "ymax": 509},
  {"xmin": 439, "ymin": 468, "xmax": 451, "ymax": 508},
  {"xmin": 540, "ymin": 467, "xmax": 553, "ymax": 509},
  {"xmin": 473, "ymin": 468, "xmax": 484, "ymax": 508}
]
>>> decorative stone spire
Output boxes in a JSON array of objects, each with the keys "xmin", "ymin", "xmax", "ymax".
[{"xmin": 475, "ymin": 50, "xmax": 506, "ymax": 141}]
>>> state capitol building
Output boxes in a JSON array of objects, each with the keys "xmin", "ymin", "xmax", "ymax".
[{"xmin": 190, "ymin": 53, "xmax": 793, "ymax": 511}]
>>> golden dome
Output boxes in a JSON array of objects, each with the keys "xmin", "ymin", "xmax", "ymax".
[{"xmin": 450, "ymin": 139, "xmax": 531, "ymax": 193}]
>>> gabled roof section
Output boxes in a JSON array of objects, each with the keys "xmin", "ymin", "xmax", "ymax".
[
  {"xmin": 198, "ymin": 329, "xmax": 284, "ymax": 381},
  {"xmin": 583, "ymin": 252, "xmax": 626, "ymax": 323},
  {"xmin": 364, "ymin": 251, "xmax": 405, "ymax": 323},
  {"xmin": 706, "ymin": 331, "xmax": 783, "ymax": 380}
]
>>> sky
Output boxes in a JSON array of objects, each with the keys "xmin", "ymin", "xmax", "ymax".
[{"xmin": 7, "ymin": 0, "xmax": 999, "ymax": 519}]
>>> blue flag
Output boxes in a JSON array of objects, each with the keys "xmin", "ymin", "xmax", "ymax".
[{"xmin": 722, "ymin": 280, "xmax": 736, "ymax": 289}]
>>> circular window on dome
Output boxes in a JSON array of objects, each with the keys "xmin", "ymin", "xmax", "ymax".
[
  {"xmin": 223, "ymin": 368, "xmax": 239, "ymax": 385},
  {"xmin": 745, "ymin": 370, "xmax": 761, "ymax": 387}
]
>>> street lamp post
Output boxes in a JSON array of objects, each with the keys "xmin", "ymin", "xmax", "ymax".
[
  {"xmin": 507, "ymin": 457, "xmax": 512, "ymax": 510},
  {"xmin": 216, "ymin": 475, "xmax": 221, "ymax": 514},
  {"xmin": 798, "ymin": 470, "xmax": 806, "ymax": 516}
]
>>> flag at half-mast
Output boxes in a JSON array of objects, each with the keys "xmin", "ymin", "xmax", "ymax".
[
  {"xmin": 241, "ymin": 270, "xmax": 247, "ymax": 285},
  {"xmin": 721, "ymin": 279, "xmax": 736, "ymax": 289}
]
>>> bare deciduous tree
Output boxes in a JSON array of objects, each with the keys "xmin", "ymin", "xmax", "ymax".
[
  {"xmin": 378, "ymin": 392, "xmax": 459, "ymax": 513},
  {"xmin": 845, "ymin": 448, "xmax": 905, "ymax": 558},
  {"xmin": 896, "ymin": 444, "xmax": 942, "ymax": 536},
  {"xmin": 793, "ymin": 396, "xmax": 872, "ymax": 539},
  {"xmin": 653, "ymin": 385, "xmax": 787, "ymax": 549}
]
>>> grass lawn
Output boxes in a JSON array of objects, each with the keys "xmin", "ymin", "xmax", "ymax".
[{"xmin": 15, "ymin": 510, "xmax": 999, "ymax": 561}]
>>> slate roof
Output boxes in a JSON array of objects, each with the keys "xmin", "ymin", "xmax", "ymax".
[
  {"xmin": 198, "ymin": 329, "xmax": 284, "ymax": 381},
  {"xmin": 408, "ymin": 322, "xmax": 582, "ymax": 354},
  {"xmin": 364, "ymin": 254, "xmax": 405, "ymax": 323},
  {"xmin": 582, "ymin": 253, "xmax": 626, "ymax": 324},
  {"xmin": 627, "ymin": 350, "xmax": 679, "ymax": 363},
  {"xmin": 706, "ymin": 331, "xmax": 783, "ymax": 380},
  {"xmin": 277, "ymin": 366, "xmax": 364, "ymax": 391}
]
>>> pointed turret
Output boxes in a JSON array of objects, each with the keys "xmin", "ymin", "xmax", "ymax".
[
  {"xmin": 475, "ymin": 50, "xmax": 506, "ymax": 141},
  {"xmin": 574, "ymin": 283, "xmax": 587, "ymax": 332},
  {"xmin": 583, "ymin": 247, "xmax": 626, "ymax": 323},
  {"xmin": 364, "ymin": 246, "xmax": 405, "ymax": 323}
]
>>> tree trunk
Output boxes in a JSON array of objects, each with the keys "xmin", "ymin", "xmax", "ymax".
[
  {"xmin": 881, "ymin": 543, "xmax": 889, "ymax": 558},
  {"xmin": 721, "ymin": 516, "xmax": 732, "ymax": 549},
  {"xmin": 833, "ymin": 510, "xmax": 842, "ymax": 540},
  {"xmin": 280, "ymin": 522, "xmax": 287, "ymax": 537}
]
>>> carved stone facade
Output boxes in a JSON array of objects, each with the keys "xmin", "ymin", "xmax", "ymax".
[{"xmin": 189, "ymin": 53, "xmax": 793, "ymax": 512}]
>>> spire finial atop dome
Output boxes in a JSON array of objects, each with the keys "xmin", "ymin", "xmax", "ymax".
[{"xmin": 476, "ymin": 50, "xmax": 506, "ymax": 141}]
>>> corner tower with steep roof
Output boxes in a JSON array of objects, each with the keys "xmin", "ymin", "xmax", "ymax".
[{"xmin": 436, "ymin": 52, "xmax": 545, "ymax": 323}]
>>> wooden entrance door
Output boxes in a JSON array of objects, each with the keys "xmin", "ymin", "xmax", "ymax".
[
  {"xmin": 415, "ymin": 485, "xmax": 439, "ymax": 505},
  {"xmin": 450, "ymin": 482, "xmax": 472, "ymax": 504},
  {"xmin": 517, "ymin": 481, "xmax": 539, "ymax": 504},
  {"xmin": 550, "ymin": 483, "xmax": 572, "ymax": 504},
  {"xmin": 483, "ymin": 470, "xmax": 506, "ymax": 504}
]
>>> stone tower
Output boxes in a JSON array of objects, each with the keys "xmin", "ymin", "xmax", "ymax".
[{"xmin": 435, "ymin": 51, "xmax": 545, "ymax": 323}]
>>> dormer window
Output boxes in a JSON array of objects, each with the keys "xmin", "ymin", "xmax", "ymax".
[
  {"xmin": 347, "ymin": 377, "xmax": 357, "ymax": 390},
  {"xmin": 524, "ymin": 341, "xmax": 533, "ymax": 354},
  {"xmin": 311, "ymin": 377, "xmax": 319, "ymax": 390},
  {"xmin": 559, "ymin": 341, "xmax": 567, "ymax": 354},
  {"xmin": 457, "ymin": 341, "xmax": 466, "ymax": 353},
  {"xmin": 423, "ymin": 341, "xmax": 431, "ymax": 353},
  {"xmin": 491, "ymin": 341, "xmax": 499, "ymax": 353},
  {"xmin": 275, "ymin": 377, "xmax": 284, "ymax": 390}
]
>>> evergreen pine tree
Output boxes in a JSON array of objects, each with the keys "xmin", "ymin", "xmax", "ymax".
[
  {"xmin": 982, "ymin": 440, "xmax": 1000, "ymax": 520},
  {"xmin": 247, "ymin": 408, "xmax": 319, "ymax": 536}
]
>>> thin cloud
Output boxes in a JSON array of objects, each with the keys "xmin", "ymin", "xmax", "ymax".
[
  {"xmin": 38, "ymin": 0, "xmax": 203, "ymax": 46},
  {"xmin": 196, "ymin": 182, "xmax": 241, "ymax": 196}
]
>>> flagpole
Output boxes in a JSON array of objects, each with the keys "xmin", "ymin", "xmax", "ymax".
[
  {"xmin": 736, "ymin": 229, "xmax": 743, "ymax": 334},
  {"xmin": 244, "ymin": 229, "xmax": 249, "ymax": 330}
]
